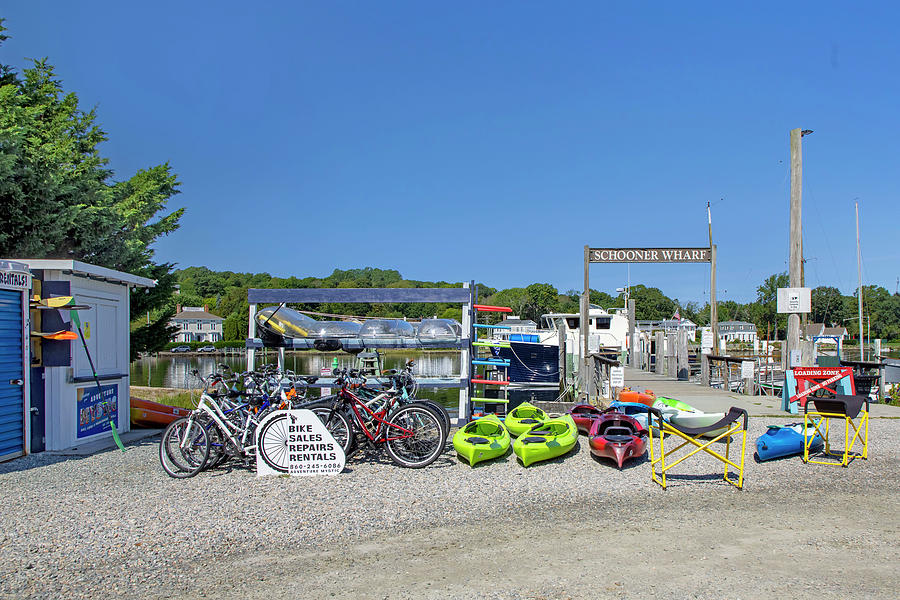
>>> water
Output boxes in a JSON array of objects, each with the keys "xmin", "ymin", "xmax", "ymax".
[{"xmin": 130, "ymin": 351, "xmax": 562, "ymax": 417}]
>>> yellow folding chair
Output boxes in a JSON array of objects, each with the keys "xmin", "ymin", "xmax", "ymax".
[
  {"xmin": 802, "ymin": 394, "xmax": 868, "ymax": 467},
  {"xmin": 648, "ymin": 406, "xmax": 749, "ymax": 490}
]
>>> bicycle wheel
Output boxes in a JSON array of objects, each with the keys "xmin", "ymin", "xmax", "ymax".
[
  {"xmin": 309, "ymin": 405, "xmax": 356, "ymax": 458},
  {"xmin": 257, "ymin": 413, "xmax": 290, "ymax": 473},
  {"xmin": 412, "ymin": 399, "xmax": 451, "ymax": 440},
  {"xmin": 159, "ymin": 417, "xmax": 209, "ymax": 478},
  {"xmin": 384, "ymin": 403, "xmax": 445, "ymax": 468},
  {"xmin": 203, "ymin": 417, "xmax": 229, "ymax": 469}
]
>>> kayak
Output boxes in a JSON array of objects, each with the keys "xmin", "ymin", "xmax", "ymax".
[
  {"xmin": 654, "ymin": 396, "xmax": 698, "ymax": 413},
  {"xmin": 453, "ymin": 414, "xmax": 510, "ymax": 466},
  {"xmin": 130, "ymin": 397, "xmax": 193, "ymax": 428},
  {"xmin": 513, "ymin": 414, "xmax": 578, "ymax": 467},
  {"xmin": 505, "ymin": 402, "xmax": 550, "ymax": 437},
  {"xmin": 588, "ymin": 412, "xmax": 648, "ymax": 468},
  {"xmin": 668, "ymin": 410, "xmax": 729, "ymax": 438},
  {"xmin": 618, "ymin": 388, "xmax": 656, "ymax": 406},
  {"xmin": 608, "ymin": 401, "xmax": 652, "ymax": 429},
  {"xmin": 567, "ymin": 404, "xmax": 605, "ymax": 434},
  {"xmin": 755, "ymin": 422, "xmax": 824, "ymax": 462}
]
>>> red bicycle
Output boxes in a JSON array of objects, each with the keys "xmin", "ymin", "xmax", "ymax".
[{"xmin": 304, "ymin": 369, "xmax": 447, "ymax": 468}]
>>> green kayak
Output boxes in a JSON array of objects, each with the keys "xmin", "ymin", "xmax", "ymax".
[
  {"xmin": 513, "ymin": 414, "xmax": 578, "ymax": 467},
  {"xmin": 654, "ymin": 396, "xmax": 698, "ymax": 413},
  {"xmin": 453, "ymin": 414, "xmax": 510, "ymax": 466},
  {"xmin": 505, "ymin": 402, "xmax": 549, "ymax": 437}
]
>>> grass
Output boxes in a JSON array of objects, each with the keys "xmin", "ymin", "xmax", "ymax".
[{"xmin": 130, "ymin": 386, "xmax": 201, "ymax": 410}]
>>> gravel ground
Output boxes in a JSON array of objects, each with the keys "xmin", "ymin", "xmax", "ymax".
[{"xmin": 1, "ymin": 417, "xmax": 898, "ymax": 599}]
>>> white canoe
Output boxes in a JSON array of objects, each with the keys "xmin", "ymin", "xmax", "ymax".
[{"xmin": 668, "ymin": 411, "xmax": 729, "ymax": 439}]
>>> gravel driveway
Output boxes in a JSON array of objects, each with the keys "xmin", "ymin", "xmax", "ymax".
[{"xmin": 2, "ymin": 418, "xmax": 898, "ymax": 599}]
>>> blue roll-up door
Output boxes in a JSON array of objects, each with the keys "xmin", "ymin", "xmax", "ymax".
[{"xmin": 0, "ymin": 289, "xmax": 25, "ymax": 461}]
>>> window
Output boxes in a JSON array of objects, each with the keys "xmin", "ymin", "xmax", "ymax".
[
  {"xmin": 595, "ymin": 317, "xmax": 611, "ymax": 330},
  {"xmin": 565, "ymin": 317, "xmax": 580, "ymax": 329}
]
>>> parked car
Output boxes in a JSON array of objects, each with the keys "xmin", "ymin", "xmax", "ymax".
[
  {"xmin": 171, "ymin": 345, "xmax": 191, "ymax": 353},
  {"xmin": 198, "ymin": 345, "xmax": 216, "ymax": 353}
]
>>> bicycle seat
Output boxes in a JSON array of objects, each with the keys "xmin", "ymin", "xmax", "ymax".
[{"xmin": 303, "ymin": 376, "xmax": 318, "ymax": 384}]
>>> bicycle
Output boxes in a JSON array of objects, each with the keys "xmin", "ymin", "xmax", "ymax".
[{"xmin": 305, "ymin": 368, "xmax": 447, "ymax": 468}]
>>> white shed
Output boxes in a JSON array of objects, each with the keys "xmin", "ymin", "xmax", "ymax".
[{"xmin": 17, "ymin": 260, "xmax": 155, "ymax": 452}]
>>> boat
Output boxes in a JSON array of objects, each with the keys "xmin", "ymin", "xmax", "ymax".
[
  {"xmin": 755, "ymin": 422, "xmax": 824, "ymax": 461},
  {"xmin": 491, "ymin": 305, "xmax": 629, "ymax": 385},
  {"xmin": 588, "ymin": 412, "xmax": 648, "ymax": 468},
  {"xmin": 618, "ymin": 388, "xmax": 656, "ymax": 406},
  {"xmin": 512, "ymin": 414, "xmax": 578, "ymax": 467},
  {"xmin": 668, "ymin": 410, "xmax": 729, "ymax": 439},
  {"xmin": 608, "ymin": 401, "xmax": 652, "ymax": 429},
  {"xmin": 567, "ymin": 404, "xmax": 605, "ymax": 434},
  {"xmin": 452, "ymin": 414, "xmax": 511, "ymax": 466},
  {"xmin": 130, "ymin": 397, "xmax": 193, "ymax": 428},
  {"xmin": 504, "ymin": 401, "xmax": 550, "ymax": 437},
  {"xmin": 654, "ymin": 396, "xmax": 698, "ymax": 413}
]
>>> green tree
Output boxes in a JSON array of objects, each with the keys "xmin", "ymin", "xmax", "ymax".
[
  {"xmin": 0, "ymin": 23, "xmax": 184, "ymax": 357},
  {"xmin": 811, "ymin": 286, "xmax": 846, "ymax": 326},
  {"xmin": 754, "ymin": 272, "xmax": 789, "ymax": 339}
]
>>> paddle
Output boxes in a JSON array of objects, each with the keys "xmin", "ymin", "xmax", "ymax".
[{"xmin": 70, "ymin": 306, "xmax": 126, "ymax": 452}]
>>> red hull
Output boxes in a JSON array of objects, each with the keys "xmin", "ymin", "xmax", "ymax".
[
  {"xmin": 567, "ymin": 404, "xmax": 604, "ymax": 434},
  {"xmin": 130, "ymin": 397, "xmax": 193, "ymax": 428},
  {"xmin": 588, "ymin": 413, "xmax": 648, "ymax": 468}
]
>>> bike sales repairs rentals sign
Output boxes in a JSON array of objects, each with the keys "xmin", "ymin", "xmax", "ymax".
[{"xmin": 255, "ymin": 409, "xmax": 346, "ymax": 476}]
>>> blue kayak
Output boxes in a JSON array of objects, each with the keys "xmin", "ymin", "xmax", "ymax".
[
  {"xmin": 755, "ymin": 423, "xmax": 824, "ymax": 462},
  {"xmin": 608, "ymin": 401, "xmax": 652, "ymax": 429}
]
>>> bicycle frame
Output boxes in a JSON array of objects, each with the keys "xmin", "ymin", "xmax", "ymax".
[{"xmin": 337, "ymin": 386, "xmax": 415, "ymax": 443}]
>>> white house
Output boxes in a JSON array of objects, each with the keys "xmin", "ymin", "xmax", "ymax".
[
  {"xmin": 170, "ymin": 304, "xmax": 223, "ymax": 343},
  {"xmin": 719, "ymin": 321, "xmax": 758, "ymax": 344}
]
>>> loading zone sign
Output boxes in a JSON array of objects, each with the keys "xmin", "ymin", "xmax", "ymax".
[{"xmin": 255, "ymin": 410, "xmax": 346, "ymax": 477}]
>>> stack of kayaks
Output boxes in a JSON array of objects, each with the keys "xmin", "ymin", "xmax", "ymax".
[
  {"xmin": 618, "ymin": 388, "xmax": 656, "ymax": 406},
  {"xmin": 512, "ymin": 414, "xmax": 578, "ymax": 467},
  {"xmin": 588, "ymin": 412, "xmax": 648, "ymax": 468},
  {"xmin": 130, "ymin": 397, "xmax": 193, "ymax": 428},
  {"xmin": 452, "ymin": 414, "xmax": 511, "ymax": 466},
  {"xmin": 567, "ymin": 404, "xmax": 605, "ymax": 434},
  {"xmin": 755, "ymin": 422, "xmax": 824, "ymax": 461},
  {"xmin": 505, "ymin": 402, "xmax": 550, "ymax": 437}
]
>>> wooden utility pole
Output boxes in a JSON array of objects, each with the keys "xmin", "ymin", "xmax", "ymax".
[
  {"xmin": 582, "ymin": 245, "xmax": 591, "ymax": 399},
  {"xmin": 708, "ymin": 203, "xmax": 719, "ymax": 352},
  {"xmin": 787, "ymin": 128, "xmax": 806, "ymax": 367},
  {"xmin": 856, "ymin": 201, "xmax": 864, "ymax": 360}
]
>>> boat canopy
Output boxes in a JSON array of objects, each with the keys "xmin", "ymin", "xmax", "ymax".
[
  {"xmin": 359, "ymin": 319, "xmax": 416, "ymax": 338},
  {"xmin": 416, "ymin": 318, "xmax": 462, "ymax": 342},
  {"xmin": 256, "ymin": 306, "xmax": 361, "ymax": 338}
]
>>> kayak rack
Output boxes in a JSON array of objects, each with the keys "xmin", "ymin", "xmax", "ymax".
[{"xmin": 469, "ymin": 304, "xmax": 512, "ymax": 419}]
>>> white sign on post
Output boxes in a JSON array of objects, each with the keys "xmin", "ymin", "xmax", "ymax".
[
  {"xmin": 256, "ymin": 409, "xmax": 346, "ymax": 477},
  {"xmin": 610, "ymin": 366, "xmax": 625, "ymax": 388},
  {"xmin": 741, "ymin": 360, "xmax": 754, "ymax": 379},
  {"xmin": 777, "ymin": 287, "xmax": 811, "ymax": 313},
  {"xmin": 701, "ymin": 329, "xmax": 713, "ymax": 354}
]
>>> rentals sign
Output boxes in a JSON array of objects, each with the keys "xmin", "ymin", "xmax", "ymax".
[{"xmin": 589, "ymin": 248, "xmax": 711, "ymax": 263}]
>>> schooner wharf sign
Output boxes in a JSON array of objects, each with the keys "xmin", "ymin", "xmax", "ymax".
[{"xmin": 589, "ymin": 247, "xmax": 711, "ymax": 263}]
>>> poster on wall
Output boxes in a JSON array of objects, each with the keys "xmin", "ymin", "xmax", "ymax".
[{"xmin": 77, "ymin": 384, "xmax": 118, "ymax": 438}]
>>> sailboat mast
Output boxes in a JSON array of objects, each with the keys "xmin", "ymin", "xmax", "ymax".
[{"xmin": 856, "ymin": 201, "xmax": 864, "ymax": 360}]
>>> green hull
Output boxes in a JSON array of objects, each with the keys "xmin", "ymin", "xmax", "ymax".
[
  {"xmin": 513, "ymin": 414, "xmax": 578, "ymax": 467},
  {"xmin": 505, "ymin": 401, "xmax": 549, "ymax": 437},
  {"xmin": 453, "ymin": 414, "xmax": 511, "ymax": 466},
  {"xmin": 655, "ymin": 396, "xmax": 697, "ymax": 413}
]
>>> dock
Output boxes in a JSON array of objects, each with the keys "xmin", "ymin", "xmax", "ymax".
[{"xmin": 621, "ymin": 366, "xmax": 900, "ymax": 418}]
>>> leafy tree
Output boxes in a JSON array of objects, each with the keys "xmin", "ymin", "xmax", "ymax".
[
  {"xmin": 811, "ymin": 286, "xmax": 845, "ymax": 326},
  {"xmin": 754, "ymin": 272, "xmax": 788, "ymax": 339},
  {"xmin": 0, "ymin": 22, "xmax": 184, "ymax": 357}
]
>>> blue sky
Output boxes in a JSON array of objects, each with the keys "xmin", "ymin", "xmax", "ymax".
[{"xmin": 3, "ymin": 2, "xmax": 898, "ymax": 304}]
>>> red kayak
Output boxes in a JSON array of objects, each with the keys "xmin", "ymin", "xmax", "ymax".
[
  {"xmin": 130, "ymin": 397, "xmax": 193, "ymax": 428},
  {"xmin": 618, "ymin": 388, "xmax": 656, "ymax": 407},
  {"xmin": 567, "ymin": 404, "xmax": 605, "ymax": 434},
  {"xmin": 588, "ymin": 412, "xmax": 648, "ymax": 469}
]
